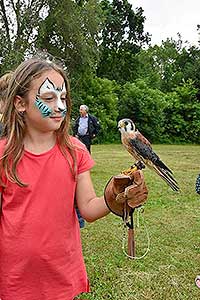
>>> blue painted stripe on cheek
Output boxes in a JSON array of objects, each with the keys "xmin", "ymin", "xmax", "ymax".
[
  {"xmin": 35, "ymin": 98, "xmax": 53, "ymax": 118},
  {"xmin": 61, "ymin": 108, "xmax": 67, "ymax": 117}
]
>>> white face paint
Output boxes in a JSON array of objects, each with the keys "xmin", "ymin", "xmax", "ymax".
[{"xmin": 36, "ymin": 78, "xmax": 67, "ymax": 116}]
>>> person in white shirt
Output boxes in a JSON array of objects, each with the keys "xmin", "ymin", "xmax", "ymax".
[{"xmin": 73, "ymin": 104, "xmax": 100, "ymax": 153}]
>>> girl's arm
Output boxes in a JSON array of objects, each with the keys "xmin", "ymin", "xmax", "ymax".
[
  {"xmin": 76, "ymin": 170, "xmax": 148, "ymax": 223},
  {"xmin": 75, "ymin": 171, "xmax": 110, "ymax": 223}
]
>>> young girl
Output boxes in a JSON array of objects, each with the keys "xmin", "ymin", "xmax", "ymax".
[{"xmin": 0, "ymin": 58, "xmax": 148, "ymax": 300}]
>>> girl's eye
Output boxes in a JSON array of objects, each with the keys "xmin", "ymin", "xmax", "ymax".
[{"xmin": 43, "ymin": 97, "xmax": 53, "ymax": 101}]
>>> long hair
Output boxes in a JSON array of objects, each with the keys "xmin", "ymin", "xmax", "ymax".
[
  {"xmin": 0, "ymin": 58, "xmax": 77, "ymax": 186},
  {"xmin": 0, "ymin": 72, "xmax": 13, "ymax": 102}
]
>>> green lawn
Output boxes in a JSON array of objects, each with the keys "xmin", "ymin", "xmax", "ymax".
[{"xmin": 80, "ymin": 144, "xmax": 200, "ymax": 300}]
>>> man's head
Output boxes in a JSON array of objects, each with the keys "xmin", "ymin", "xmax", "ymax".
[{"xmin": 79, "ymin": 104, "xmax": 88, "ymax": 117}]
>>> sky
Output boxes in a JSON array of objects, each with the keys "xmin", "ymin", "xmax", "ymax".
[{"xmin": 131, "ymin": 0, "xmax": 200, "ymax": 46}]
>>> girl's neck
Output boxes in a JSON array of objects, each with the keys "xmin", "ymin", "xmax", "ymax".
[{"xmin": 24, "ymin": 131, "xmax": 57, "ymax": 154}]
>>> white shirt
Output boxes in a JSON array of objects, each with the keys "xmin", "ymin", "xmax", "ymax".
[{"xmin": 78, "ymin": 115, "xmax": 88, "ymax": 136}]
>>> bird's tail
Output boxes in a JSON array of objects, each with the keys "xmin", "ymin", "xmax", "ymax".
[{"xmin": 152, "ymin": 165, "xmax": 179, "ymax": 192}]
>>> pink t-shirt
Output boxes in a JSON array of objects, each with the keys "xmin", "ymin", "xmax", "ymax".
[{"xmin": 0, "ymin": 137, "xmax": 94, "ymax": 300}]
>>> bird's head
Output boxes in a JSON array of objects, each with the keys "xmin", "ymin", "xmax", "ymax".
[{"xmin": 118, "ymin": 119, "xmax": 135, "ymax": 134}]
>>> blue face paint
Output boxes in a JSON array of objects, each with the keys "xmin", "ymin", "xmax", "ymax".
[
  {"xmin": 35, "ymin": 78, "xmax": 68, "ymax": 119},
  {"xmin": 38, "ymin": 78, "xmax": 67, "ymax": 115},
  {"xmin": 61, "ymin": 108, "xmax": 67, "ymax": 117},
  {"xmin": 35, "ymin": 97, "xmax": 53, "ymax": 118}
]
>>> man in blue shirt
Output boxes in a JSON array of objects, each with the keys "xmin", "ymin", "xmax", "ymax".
[{"xmin": 73, "ymin": 105, "xmax": 100, "ymax": 153}]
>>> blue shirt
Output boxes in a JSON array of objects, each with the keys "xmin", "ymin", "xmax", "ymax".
[{"xmin": 78, "ymin": 115, "xmax": 88, "ymax": 136}]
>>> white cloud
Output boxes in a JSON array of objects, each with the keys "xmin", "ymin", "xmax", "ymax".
[{"xmin": 130, "ymin": 0, "xmax": 200, "ymax": 46}]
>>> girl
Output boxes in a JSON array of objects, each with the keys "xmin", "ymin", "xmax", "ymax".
[{"xmin": 0, "ymin": 58, "xmax": 147, "ymax": 300}]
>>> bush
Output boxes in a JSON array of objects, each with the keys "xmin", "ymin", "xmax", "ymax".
[
  {"xmin": 118, "ymin": 79, "xmax": 167, "ymax": 143},
  {"xmin": 71, "ymin": 76, "xmax": 120, "ymax": 143},
  {"xmin": 164, "ymin": 81, "xmax": 200, "ymax": 143}
]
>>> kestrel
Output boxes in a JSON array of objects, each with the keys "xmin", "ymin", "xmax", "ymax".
[{"xmin": 118, "ymin": 118, "xmax": 179, "ymax": 191}]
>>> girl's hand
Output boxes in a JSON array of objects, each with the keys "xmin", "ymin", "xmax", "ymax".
[{"xmin": 104, "ymin": 170, "xmax": 148, "ymax": 217}]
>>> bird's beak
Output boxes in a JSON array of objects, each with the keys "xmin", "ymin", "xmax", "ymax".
[{"xmin": 118, "ymin": 121, "xmax": 124, "ymax": 130}]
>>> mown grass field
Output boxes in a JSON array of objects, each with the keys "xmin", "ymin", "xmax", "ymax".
[{"xmin": 79, "ymin": 144, "xmax": 200, "ymax": 300}]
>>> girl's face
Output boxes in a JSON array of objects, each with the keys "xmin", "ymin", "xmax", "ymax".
[{"xmin": 22, "ymin": 70, "xmax": 67, "ymax": 133}]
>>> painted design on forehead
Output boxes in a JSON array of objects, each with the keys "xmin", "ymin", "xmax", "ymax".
[
  {"xmin": 38, "ymin": 78, "xmax": 67, "ymax": 116},
  {"xmin": 38, "ymin": 78, "xmax": 66, "ymax": 94},
  {"xmin": 35, "ymin": 98, "xmax": 53, "ymax": 118}
]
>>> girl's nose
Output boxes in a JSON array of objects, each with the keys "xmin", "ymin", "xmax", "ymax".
[{"xmin": 54, "ymin": 98, "xmax": 66, "ymax": 112}]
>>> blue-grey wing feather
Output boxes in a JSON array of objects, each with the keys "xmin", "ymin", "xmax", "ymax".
[{"xmin": 130, "ymin": 137, "xmax": 171, "ymax": 170}]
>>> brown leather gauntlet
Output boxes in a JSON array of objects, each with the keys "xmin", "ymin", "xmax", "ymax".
[{"xmin": 104, "ymin": 170, "xmax": 148, "ymax": 217}]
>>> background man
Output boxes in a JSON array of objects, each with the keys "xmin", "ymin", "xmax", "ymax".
[{"xmin": 73, "ymin": 104, "xmax": 100, "ymax": 153}]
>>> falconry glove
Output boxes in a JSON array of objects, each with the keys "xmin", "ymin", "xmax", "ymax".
[{"xmin": 104, "ymin": 170, "xmax": 148, "ymax": 218}]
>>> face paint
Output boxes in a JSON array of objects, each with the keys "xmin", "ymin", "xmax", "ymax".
[
  {"xmin": 36, "ymin": 78, "xmax": 67, "ymax": 117},
  {"xmin": 35, "ymin": 97, "xmax": 53, "ymax": 118}
]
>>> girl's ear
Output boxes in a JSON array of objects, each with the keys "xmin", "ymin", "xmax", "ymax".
[{"xmin": 14, "ymin": 95, "xmax": 26, "ymax": 113}]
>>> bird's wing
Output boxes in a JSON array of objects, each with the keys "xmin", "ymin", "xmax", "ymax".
[
  {"xmin": 127, "ymin": 131, "xmax": 179, "ymax": 191},
  {"xmin": 135, "ymin": 130, "xmax": 152, "ymax": 148}
]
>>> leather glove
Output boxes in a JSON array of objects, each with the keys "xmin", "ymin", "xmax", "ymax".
[{"xmin": 104, "ymin": 170, "xmax": 148, "ymax": 217}]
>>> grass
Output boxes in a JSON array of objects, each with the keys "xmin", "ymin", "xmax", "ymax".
[{"xmin": 79, "ymin": 144, "xmax": 200, "ymax": 300}]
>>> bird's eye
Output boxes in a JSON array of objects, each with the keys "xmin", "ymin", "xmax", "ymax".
[{"xmin": 124, "ymin": 121, "xmax": 128, "ymax": 126}]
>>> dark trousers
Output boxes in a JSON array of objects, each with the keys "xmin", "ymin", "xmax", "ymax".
[
  {"xmin": 75, "ymin": 207, "xmax": 85, "ymax": 228},
  {"xmin": 78, "ymin": 135, "xmax": 91, "ymax": 153}
]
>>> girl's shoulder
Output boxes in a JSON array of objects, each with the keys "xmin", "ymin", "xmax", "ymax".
[
  {"xmin": 69, "ymin": 136, "xmax": 95, "ymax": 173},
  {"xmin": 69, "ymin": 136, "xmax": 88, "ymax": 152}
]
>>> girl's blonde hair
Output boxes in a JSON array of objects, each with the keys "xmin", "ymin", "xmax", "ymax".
[{"xmin": 0, "ymin": 58, "xmax": 77, "ymax": 186}]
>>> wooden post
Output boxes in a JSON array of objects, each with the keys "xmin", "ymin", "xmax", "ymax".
[{"xmin": 128, "ymin": 211, "xmax": 135, "ymax": 257}]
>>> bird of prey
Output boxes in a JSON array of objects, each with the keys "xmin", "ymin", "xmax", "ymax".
[{"xmin": 118, "ymin": 118, "xmax": 179, "ymax": 192}]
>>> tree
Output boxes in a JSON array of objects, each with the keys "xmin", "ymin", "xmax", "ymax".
[
  {"xmin": 117, "ymin": 80, "xmax": 166, "ymax": 143},
  {"xmin": 136, "ymin": 35, "xmax": 200, "ymax": 95},
  {"xmin": 0, "ymin": 0, "xmax": 48, "ymax": 74},
  {"xmin": 164, "ymin": 81, "xmax": 200, "ymax": 143},
  {"xmin": 37, "ymin": 0, "xmax": 103, "ymax": 79},
  {"xmin": 175, "ymin": 45, "xmax": 200, "ymax": 98},
  {"xmin": 97, "ymin": 0, "xmax": 150, "ymax": 84},
  {"xmin": 71, "ymin": 76, "xmax": 119, "ymax": 143},
  {"xmin": 136, "ymin": 37, "xmax": 186, "ymax": 93}
]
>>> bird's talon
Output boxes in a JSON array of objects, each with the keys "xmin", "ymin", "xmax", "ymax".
[{"xmin": 122, "ymin": 166, "xmax": 138, "ymax": 176}]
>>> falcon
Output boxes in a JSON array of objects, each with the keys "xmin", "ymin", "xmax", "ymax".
[{"xmin": 118, "ymin": 118, "xmax": 179, "ymax": 192}]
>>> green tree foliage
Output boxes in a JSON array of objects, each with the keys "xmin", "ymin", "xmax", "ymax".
[
  {"xmin": 136, "ymin": 37, "xmax": 185, "ymax": 92},
  {"xmin": 0, "ymin": 0, "xmax": 48, "ymax": 74},
  {"xmin": 164, "ymin": 81, "xmax": 200, "ymax": 144},
  {"xmin": 136, "ymin": 36, "xmax": 200, "ymax": 95},
  {"xmin": 37, "ymin": 0, "xmax": 103, "ymax": 79},
  {"xmin": 97, "ymin": 0, "xmax": 150, "ymax": 84},
  {"xmin": 117, "ymin": 79, "xmax": 166, "ymax": 143},
  {"xmin": 71, "ymin": 77, "xmax": 119, "ymax": 142},
  {"xmin": 175, "ymin": 46, "xmax": 200, "ymax": 96}
]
